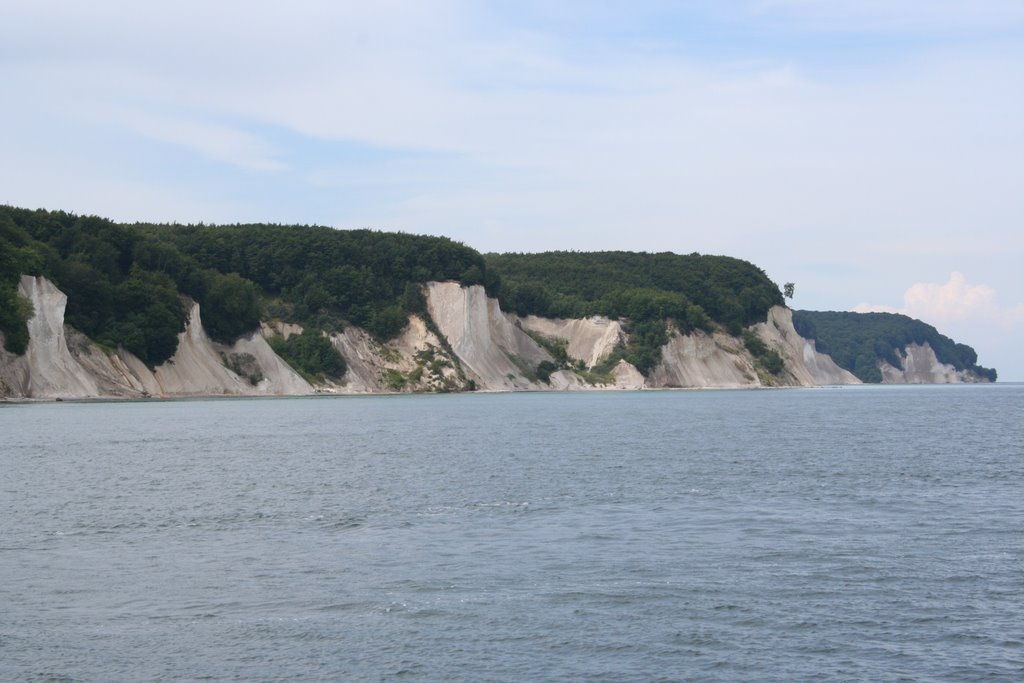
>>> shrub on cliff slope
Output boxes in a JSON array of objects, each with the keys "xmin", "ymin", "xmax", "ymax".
[
  {"xmin": 0, "ymin": 288, "xmax": 33, "ymax": 355},
  {"xmin": 268, "ymin": 329, "xmax": 346, "ymax": 381}
]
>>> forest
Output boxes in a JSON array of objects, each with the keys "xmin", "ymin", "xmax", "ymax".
[
  {"xmin": 792, "ymin": 310, "xmax": 996, "ymax": 383},
  {"xmin": 486, "ymin": 251, "xmax": 782, "ymax": 330}
]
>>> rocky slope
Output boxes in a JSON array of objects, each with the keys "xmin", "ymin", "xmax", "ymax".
[{"xmin": 6, "ymin": 275, "xmax": 979, "ymax": 400}]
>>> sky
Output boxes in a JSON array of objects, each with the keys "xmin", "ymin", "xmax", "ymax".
[{"xmin": 2, "ymin": 1, "xmax": 1022, "ymax": 379}]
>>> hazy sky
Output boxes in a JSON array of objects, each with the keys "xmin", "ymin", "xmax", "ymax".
[{"xmin": 2, "ymin": 1, "xmax": 1022, "ymax": 379}]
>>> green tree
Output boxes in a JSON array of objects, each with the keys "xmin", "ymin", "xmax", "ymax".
[
  {"xmin": 401, "ymin": 282, "xmax": 426, "ymax": 313},
  {"xmin": 269, "ymin": 329, "xmax": 346, "ymax": 380},
  {"xmin": 108, "ymin": 270, "xmax": 186, "ymax": 365},
  {"xmin": 201, "ymin": 273, "xmax": 261, "ymax": 343},
  {"xmin": 0, "ymin": 289, "xmax": 33, "ymax": 354},
  {"xmin": 761, "ymin": 349, "xmax": 784, "ymax": 375},
  {"xmin": 367, "ymin": 305, "xmax": 409, "ymax": 340}
]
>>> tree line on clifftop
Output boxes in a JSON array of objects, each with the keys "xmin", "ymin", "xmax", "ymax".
[{"xmin": 0, "ymin": 205, "xmax": 993, "ymax": 383}]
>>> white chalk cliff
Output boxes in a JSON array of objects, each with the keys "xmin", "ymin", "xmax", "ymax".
[
  {"xmin": 324, "ymin": 314, "xmax": 463, "ymax": 394},
  {"xmin": 425, "ymin": 281, "xmax": 553, "ymax": 390},
  {"xmin": 0, "ymin": 276, "xmax": 311, "ymax": 399},
  {"xmin": 752, "ymin": 307, "xmax": 860, "ymax": 387},
  {"xmin": 0, "ymin": 276, "xmax": 983, "ymax": 400},
  {"xmin": 879, "ymin": 343, "xmax": 989, "ymax": 384}
]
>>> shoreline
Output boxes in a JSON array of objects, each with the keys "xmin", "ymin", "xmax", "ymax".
[{"xmin": 12, "ymin": 382, "xmax": 1015, "ymax": 405}]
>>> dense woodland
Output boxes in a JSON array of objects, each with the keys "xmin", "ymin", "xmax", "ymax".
[
  {"xmin": 1, "ymin": 205, "xmax": 994, "ymax": 383},
  {"xmin": 792, "ymin": 310, "xmax": 996, "ymax": 383},
  {"xmin": 486, "ymin": 251, "xmax": 781, "ymax": 329}
]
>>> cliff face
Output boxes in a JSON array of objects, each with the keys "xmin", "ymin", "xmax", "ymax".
[
  {"xmin": 423, "ymin": 286, "xmax": 854, "ymax": 391},
  {"xmin": 518, "ymin": 315, "xmax": 625, "ymax": 369},
  {"xmin": 150, "ymin": 302, "xmax": 312, "ymax": 396},
  {"xmin": 425, "ymin": 281, "xmax": 552, "ymax": 391},
  {"xmin": 647, "ymin": 329, "xmax": 754, "ymax": 388},
  {"xmin": 752, "ymin": 307, "xmax": 860, "ymax": 387},
  {"xmin": 1, "ymin": 275, "xmax": 136, "ymax": 399},
  {"xmin": 1, "ymin": 276, "xmax": 888, "ymax": 400},
  {"xmin": 644, "ymin": 306, "xmax": 859, "ymax": 389},
  {"xmin": 324, "ymin": 315, "xmax": 464, "ymax": 393},
  {"xmin": 880, "ymin": 343, "xmax": 989, "ymax": 384},
  {"xmin": 2, "ymin": 275, "xmax": 311, "ymax": 399}
]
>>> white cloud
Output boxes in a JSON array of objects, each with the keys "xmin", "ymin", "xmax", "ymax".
[
  {"xmin": 114, "ymin": 110, "xmax": 287, "ymax": 173},
  {"xmin": 855, "ymin": 272, "xmax": 1024, "ymax": 330},
  {"xmin": 853, "ymin": 272, "xmax": 1024, "ymax": 379}
]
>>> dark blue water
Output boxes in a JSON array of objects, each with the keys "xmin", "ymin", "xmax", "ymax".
[{"xmin": 2, "ymin": 385, "xmax": 1022, "ymax": 682}]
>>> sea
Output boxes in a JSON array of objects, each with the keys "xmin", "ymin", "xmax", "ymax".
[{"xmin": 1, "ymin": 384, "xmax": 1022, "ymax": 682}]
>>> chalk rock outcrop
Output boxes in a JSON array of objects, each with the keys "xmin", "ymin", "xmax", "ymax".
[
  {"xmin": 9, "ymin": 275, "xmax": 126, "ymax": 398},
  {"xmin": 648, "ymin": 305, "xmax": 860, "ymax": 389},
  {"xmin": 326, "ymin": 315, "xmax": 464, "ymax": 393},
  {"xmin": 648, "ymin": 329, "xmax": 756, "ymax": 388},
  {"xmin": 517, "ymin": 314, "xmax": 642, "ymax": 389},
  {"xmin": 752, "ymin": 306, "xmax": 860, "ymax": 386},
  {"xmin": 880, "ymin": 343, "xmax": 986, "ymax": 384},
  {"xmin": 3, "ymin": 276, "xmax": 311, "ymax": 399},
  {"xmin": 610, "ymin": 359, "xmax": 646, "ymax": 390},
  {"xmin": 519, "ymin": 315, "xmax": 625, "ymax": 369},
  {"xmin": 426, "ymin": 282, "xmax": 553, "ymax": 390},
  {"xmin": 152, "ymin": 302, "xmax": 311, "ymax": 396}
]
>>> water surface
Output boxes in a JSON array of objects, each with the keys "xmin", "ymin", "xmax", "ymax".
[{"xmin": 2, "ymin": 385, "xmax": 1022, "ymax": 681}]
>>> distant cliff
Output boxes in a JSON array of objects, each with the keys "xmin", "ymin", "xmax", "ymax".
[{"xmin": 792, "ymin": 310, "xmax": 996, "ymax": 383}]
